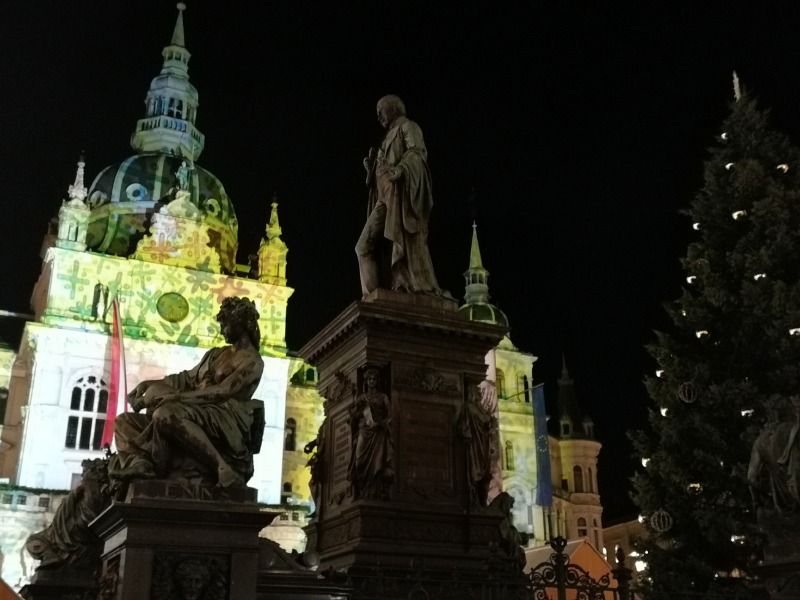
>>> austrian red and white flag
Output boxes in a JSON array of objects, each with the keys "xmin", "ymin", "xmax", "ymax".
[{"xmin": 101, "ymin": 297, "xmax": 127, "ymax": 449}]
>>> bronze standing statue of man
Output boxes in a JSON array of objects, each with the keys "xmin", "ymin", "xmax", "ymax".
[{"xmin": 356, "ymin": 95, "xmax": 442, "ymax": 297}]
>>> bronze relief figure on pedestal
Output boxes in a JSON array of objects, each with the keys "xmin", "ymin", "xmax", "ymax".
[{"xmin": 348, "ymin": 367, "xmax": 395, "ymax": 500}]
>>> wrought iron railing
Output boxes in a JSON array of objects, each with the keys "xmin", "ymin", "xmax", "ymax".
[{"xmin": 527, "ymin": 536, "xmax": 632, "ymax": 600}]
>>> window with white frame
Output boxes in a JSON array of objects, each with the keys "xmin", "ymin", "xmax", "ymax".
[{"xmin": 64, "ymin": 375, "xmax": 108, "ymax": 450}]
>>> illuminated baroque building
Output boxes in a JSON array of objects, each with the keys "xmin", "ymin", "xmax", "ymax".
[
  {"xmin": 0, "ymin": 5, "xmax": 604, "ymax": 586},
  {"xmin": 0, "ymin": 4, "xmax": 296, "ymax": 498},
  {"xmin": 0, "ymin": 5, "xmax": 315, "ymax": 585}
]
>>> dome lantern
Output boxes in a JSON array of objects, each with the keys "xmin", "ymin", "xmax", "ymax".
[{"xmin": 130, "ymin": 3, "xmax": 205, "ymax": 161}]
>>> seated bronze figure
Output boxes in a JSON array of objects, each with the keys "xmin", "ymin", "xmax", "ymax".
[{"xmin": 109, "ymin": 296, "xmax": 265, "ymax": 488}]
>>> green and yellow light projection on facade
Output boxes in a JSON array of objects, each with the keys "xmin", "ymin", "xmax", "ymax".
[
  {"xmin": 34, "ymin": 3, "xmax": 293, "ymax": 356},
  {"xmin": 39, "ymin": 245, "xmax": 292, "ymax": 356}
]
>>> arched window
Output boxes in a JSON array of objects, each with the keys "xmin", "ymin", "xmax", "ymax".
[
  {"xmin": 522, "ymin": 375, "xmax": 530, "ymax": 403},
  {"xmin": 284, "ymin": 418, "xmax": 296, "ymax": 451},
  {"xmin": 167, "ymin": 98, "xmax": 179, "ymax": 118},
  {"xmin": 305, "ymin": 368, "xmax": 316, "ymax": 383},
  {"xmin": 587, "ymin": 467, "xmax": 594, "ymax": 493},
  {"xmin": 505, "ymin": 440, "xmax": 515, "ymax": 471},
  {"xmin": 573, "ymin": 465, "xmax": 584, "ymax": 493},
  {"xmin": 65, "ymin": 375, "xmax": 108, "ymax": 450},
  {"xmin": 577, "ymin": 517, "xmax": 587, "ymax": 537},
  {"xmin": 496, "ymin": 369, "xmax": 505, "ymax": 399}
]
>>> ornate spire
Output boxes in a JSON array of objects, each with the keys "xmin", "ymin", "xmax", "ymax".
[
  {"xmin": 57, "ymin": 155, "xmax": 91, "ymax": 251},
  {"xmin": 258, "ymin": 198, "xmax": 288, "ymax": 286},
  {"xmin": 266, "ymin": 199, "xmax": 283, "ymax": 240},
  {"xmin": 558, "ymin": 353, "xmax": 577, "ymax": 437},
  {"xmin": 732, "ymin": 70, "xmax": 742, "ymax": 102},
  {"xmin": 171, "ymin": 2, "xmax": 187, "ymax": 47},
  {"xmin": 557, "ymin": 352, "xmax": 592, "ymax": 439},
  {"xmin": 559, "ymin": 353, "xmax": 572, "ymax": 383},
  {"xmin": 464, "ymin": 221, "xmax": 490, "ymax": 305},
  {"xmin": 67, "ymin": 154, "xmax": 88, "ymax": 203},
  {"xmin": 130, "ymin": 3, "xmax": 205, "ymax": 160},
  {"xmin": 458, "ymin": 219, "xmax": 510, "ymax": 329},
  {"xmin": 469, "ymin": 220, "xmax": 484, "ymax": 269}
]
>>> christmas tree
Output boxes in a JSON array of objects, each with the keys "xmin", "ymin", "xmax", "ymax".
[{"xmin": 631, "ymin": 81, "xmax": 800, "ymax": 598}]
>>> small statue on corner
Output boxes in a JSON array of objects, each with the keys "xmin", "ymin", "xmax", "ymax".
[
  {"xmin": 25, "ymin": 457, "xmax": 111, "ymax": 572},
  {"xmin": 176, "ymin": 159, "xmax": 193, "ymax": 192}
]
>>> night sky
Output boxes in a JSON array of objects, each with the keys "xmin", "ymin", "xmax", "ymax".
[{"xmin": 3, "ymin": 2, "xmax": 800, "ymax": 520}]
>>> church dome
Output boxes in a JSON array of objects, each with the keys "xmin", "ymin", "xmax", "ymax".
[
  {"xmin": 85, "ymin": 153, "xmax": 238, "ymax": 272},
  {"xmin": 457, "ymin": 302, "xmax": 509, "ymax": 328},
  {"xmin": 79, "ymin": 5, "xmax": 239, "ymax": 273}
]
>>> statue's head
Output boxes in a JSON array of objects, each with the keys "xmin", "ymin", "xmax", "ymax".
[
  {"xmin": 376, "ymin": 95, "xmax": 406, "ymax": 128},
  {"xmin": 363, "ymin": 367, "xmax": 380, "ymax": 390},
  {"xmin": 80, "ymin": 458, "xmax": 109, "ymax": 493},
  {"xmin": 468, "ymin": 384, "xmax": 482, "ymax": 404},
  {"xmin": 217, "ymin": 296, "xmax": 260, "ymax": 349},
  {"xmin": 174, "ymin": 559, "xmax": 210, "ymax": 600}
]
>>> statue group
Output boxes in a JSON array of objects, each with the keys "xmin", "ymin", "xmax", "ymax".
[{"xmin": 25, "ymin": 98, "xmax": 512, "ymax": 598}]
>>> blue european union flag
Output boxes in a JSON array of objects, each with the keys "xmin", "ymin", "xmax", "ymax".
[{"xmin": 533, "ymin": 383, "xmax": 553, "ymax": 507}]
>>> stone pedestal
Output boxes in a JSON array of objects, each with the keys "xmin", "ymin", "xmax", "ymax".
[
  {"xmin": 300, "ymin": 291, "xmax": 523, "ymax": 595},
  {"xmin": 19, "ymin": 568, "xmax": 97, "ymax": 600},
  {"xmin": 89, "ymin": 480, "xmax": 274, "ymax": 600}
]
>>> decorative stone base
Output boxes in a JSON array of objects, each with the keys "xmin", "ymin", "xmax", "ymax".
[
  {"xmin": 89, "ymin": 481, "xmax": 274, "ymax": 600},
  {"xmin": 307, "ymin": 500, "xmax": 503, "ymax": 571},
  {"xmin": 361, "ymin": 288, "xmax": 458, "ymax": 312},
  {"xmin": 299, "ymin": 294, "xmax": 524, "ymax": 598}
]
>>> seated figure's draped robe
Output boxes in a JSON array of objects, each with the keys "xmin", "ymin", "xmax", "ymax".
[{"xmin": 112, "ymin": 345, "xmax": 264, "ymax": 482}]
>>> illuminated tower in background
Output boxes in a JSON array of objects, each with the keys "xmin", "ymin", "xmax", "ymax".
[
  {"xmin": 551, "ymin": 357, "xmax": 604, "ymax": 550},
  {"xmin": 458, "ymin": 222, "xmax": 604, "ymax": 550}
]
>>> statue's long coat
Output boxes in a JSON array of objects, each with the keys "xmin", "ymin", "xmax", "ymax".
[{"xmin": 373, "ymin": 116, "xmax": 440, "ymax": 293}]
